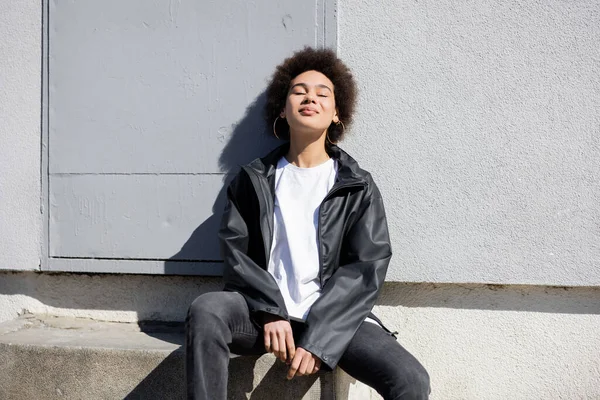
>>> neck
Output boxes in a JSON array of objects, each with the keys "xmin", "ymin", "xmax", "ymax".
[{"xmin": 285, "ymin": 129, "xmax": 329, "ymax": 168}]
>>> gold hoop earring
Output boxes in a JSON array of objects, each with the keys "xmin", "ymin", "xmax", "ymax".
[
  {"xmin": 327, "ymin": 120, "xmax": 344, "ymax": 144},
  {"xmin": 273, "ymin": 116, "xmax": 282, "ymax": 139}
]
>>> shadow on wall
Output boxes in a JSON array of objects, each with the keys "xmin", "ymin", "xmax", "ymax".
[
  {"xmin": 1, "ymin": 273, "xmax": 598, "ymax": 325},
  {"xmin": 163, "ymin": 91, "xmax": 280, "ymax": 276},
  {"xmin": 0, "ymin": 92, "xmax": 284, "ymax": 323},
  {"xmin": 376, "ymin": 282, "xmax": 600, "ymax": 314}
]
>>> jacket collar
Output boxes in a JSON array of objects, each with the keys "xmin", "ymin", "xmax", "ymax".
[{"xmin": 246, "ymin": 142, "xmax": 366, "ymax": 185}]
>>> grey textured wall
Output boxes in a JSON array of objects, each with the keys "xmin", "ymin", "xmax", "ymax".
[
  {"xmin": 0, "ymin": 1, "xmax": 41, "ymax": 270},
  {"xmin": 339, "ymin": 0, "xmax": 600, "ymax": 285}
]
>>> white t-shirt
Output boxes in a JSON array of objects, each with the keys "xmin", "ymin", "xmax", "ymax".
[
  {"xmin": 267, "ymin": 156, "xmax": 337, "ymax": 320},
  {"xmin": 267, "ymin": 156, "xmax": 378, "ymax": 325}
]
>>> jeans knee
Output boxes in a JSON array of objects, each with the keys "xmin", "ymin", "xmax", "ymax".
[
  {"xmin": 410, "ymin": 366, "xmax": 430, "ymax": 398},
  {"xmin": 186, "ymin": 292, "xmax": 230, "ymax": 332},
  {"xmin": 390, "ymin": 364, "xmax": 430, "ymax": 400}
]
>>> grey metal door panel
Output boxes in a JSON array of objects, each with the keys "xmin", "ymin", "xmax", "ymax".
[
  {"xmin": 49, "ymin": 0, "xmax": 333, "ymax": 174},
  {"xmin": 46, "ymin": 0, "xmax": 337, "ymax": 273},
  {"xmin": 50, "ymin": 174, "xmax": 229, "ymax": 260}
]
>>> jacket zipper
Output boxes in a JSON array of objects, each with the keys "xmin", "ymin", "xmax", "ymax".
[
  {"xmin": 243, "ymin": 166, "xmax": 291, "ymax": 318},
  {"xmin": 317, "ymin": 181, "xmax": 366, "ymax": 288}
]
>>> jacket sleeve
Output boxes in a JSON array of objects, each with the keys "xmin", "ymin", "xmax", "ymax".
[
  {"xmin": 219, "ymin": 172, "xmax": 289, "ymax": 322},
  {"xmin": 296, "ymin": 182, "xmax": 392, "ymax": 369}
]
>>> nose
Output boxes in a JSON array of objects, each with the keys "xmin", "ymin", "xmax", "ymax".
[{"xmin": 302, "ymin": 93, "xmax": 317, "ymax": 104}]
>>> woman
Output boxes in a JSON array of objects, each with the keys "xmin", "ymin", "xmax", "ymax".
[{"xmin": 186, "ymin": 47, "xmax": 430, "ymax": 400}]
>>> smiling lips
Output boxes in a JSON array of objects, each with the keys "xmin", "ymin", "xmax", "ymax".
[{"xmin": 299, "ymin": 107, "xmax": 318, "ymax": 115}]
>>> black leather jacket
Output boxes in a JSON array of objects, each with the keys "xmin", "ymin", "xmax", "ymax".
[{"xmin": 219, "ymin": 143, "xmax": 392, "ymax": 369}]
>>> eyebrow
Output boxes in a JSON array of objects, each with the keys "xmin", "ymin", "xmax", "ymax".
[{"xmin": 289, "ymin": 83, "xmax": 333, "ymax": 93}]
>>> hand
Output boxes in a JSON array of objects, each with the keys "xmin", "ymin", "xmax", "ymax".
[
  {"xmin": 263, "ymin": 314, "xmax": 295, "ymax": 363},
  {"xmin": 287, "ymin": 347, "xmax": 321, "ymax": 380}
]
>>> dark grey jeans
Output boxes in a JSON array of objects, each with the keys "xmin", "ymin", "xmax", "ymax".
[{"xmin": 185, "ymin": 291, "xmax": 430, "ymax": 400}]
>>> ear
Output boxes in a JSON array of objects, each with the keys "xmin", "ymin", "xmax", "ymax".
[
  {"xmin": 332, "ymin": 108, "xmax": 340, "ymax": 124},
  {"xmin": 280, "ymin": 109, "xmax": 286, "ymax": 119}
]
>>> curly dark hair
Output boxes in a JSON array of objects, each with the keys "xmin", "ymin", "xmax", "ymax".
[{"xmin": 265, "ymin": 47, "xmax": 357, "ymax": 143}]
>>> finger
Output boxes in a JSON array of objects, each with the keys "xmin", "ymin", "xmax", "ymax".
[
  {"xmin": 306, "ymin": 357, "xmax": 315, "ymax": 375},
  {"xmin": 286, "ymin": 330, "xmax": 295, "ymax": 362},
  {"xmin": 277, "ymin": 331, "xmax": 287, "ymax": 362},
  {"xmin": 264, "ymin": 329, "xmax": 271, "ymax": 353},
  {"xmin": 297, "ymin": 353, "xmax": 312, "ymax": 376},
  {"xmin": 312, "ymin": 358, "xmax": 321, "ymax": 374},
  {"xmin": 287, "ymin": 353, "xmax": 302, "ymax": 380},
  {"xmin": 270, "ymin": 332, "xmax": 279, "ymax": 355}
]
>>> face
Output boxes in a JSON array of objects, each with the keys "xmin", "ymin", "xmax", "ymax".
[{"xmin": 281, "ymin": 70, "xmax": 339, "ymax": 138}]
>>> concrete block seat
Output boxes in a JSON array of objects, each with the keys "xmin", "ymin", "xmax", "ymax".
[{"xmin": 0, "ymin": 315, "xmax": 375, "ymax": 399}]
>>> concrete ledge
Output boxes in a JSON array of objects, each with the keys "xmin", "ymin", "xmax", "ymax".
[{"xmin": 0, "ymin": 315, "xmax": 337, "ymax": 399}]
